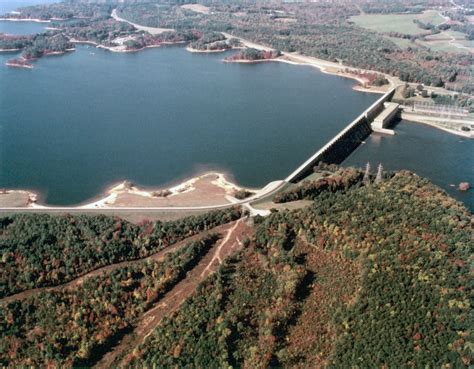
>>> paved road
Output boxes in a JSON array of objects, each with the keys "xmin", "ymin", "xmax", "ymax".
[
  {"xmin": 0, "ymin": 181, "xmax": 286, "ymax": 215},
  {"xmin": 111, "ymin": 9, "xmax": 173, "ymax": 35}
]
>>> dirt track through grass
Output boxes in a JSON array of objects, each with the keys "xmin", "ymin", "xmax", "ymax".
[{"xmin": 93, "ymin": 218, "xmax": 251, "ymax": 369}]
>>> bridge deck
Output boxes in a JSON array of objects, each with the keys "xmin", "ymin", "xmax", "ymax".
[{"xmin": 285, "ymin": 88, "xmax": 395, "ymax": 183}]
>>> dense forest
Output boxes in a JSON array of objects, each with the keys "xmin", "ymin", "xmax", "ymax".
[
  {"xmin": 0, "ymin": 208, "xmax": 240, "ymax": 298},
  {"xmin": 0, "ymin": 169, "xmax": 471, "ymax": 368},
  {"xmin": 359, "ymin": 0, "xmax": 448, "ymax": 14},
  {"xmin": 123, "ymin": 170, "xmax": 473, "ymax": 368},
  {"xmin": 188, "ymin": 31, "xmax": 240, "ymax": 51},
  {"xmin": 1, "ymin": 0, "xmax": 473, "ymax": 365},
  {"xmin": 1, "ymin": 2, "xmax": 112, "ymax": 20},
  {"xmin": 0, "ymin": 235, "xmax": 220, "ymax": 367},
  {"xmin": 225, "ymin": 47, "xmax": 281, "ymax": 61}
]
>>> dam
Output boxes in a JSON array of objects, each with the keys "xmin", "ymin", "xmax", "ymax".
[
  {"xmin": 371, "ymin": 102, "xmax": 399, "ymax": 135},
  {"xmin": 286, "ymin": 88, "xmax": 396, "ymax": 183}
]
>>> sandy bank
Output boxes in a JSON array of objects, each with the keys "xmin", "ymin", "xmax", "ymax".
[
  {"xmin": 0, "ymin": 189, "xmax": 38, "ymax": 207},
  {"xmin": 186, "ymin": 46, "xmax": 230, "ymax": 53},
  {"xmin": 401, "ymin": 115, "xmax": 473, "ymax": 138},
  {"xmin": 0, "ymin": 172, "xmax": 257, "ymax": 209},
  {"xmin": 223, "ymin": 54, "xmax": 388, "ymax": 93},
  {"xmin": 70, "ymin": 38, "xmax": 185, "ymax": 53},
  {"xmin": 0, "ymin": 17, "xmax": 50, "ymax": 23},
  {"xmin": 80, "ymin": 172, "xmax": 249, "ymax": 208},
  {"xmin": 5, "ymin": 61, "xmax": 33, "ymax": 68},
  {"xmin": 96, "ymin": 43, "xmax": 162, "ymax": 53},
  {"xmin": 44, "ymin": 48, "xmax": 75, "ymax": 56},
  {"xmin": 222, "ymin": 32, "xmax": 396, "ymax": 93},
  {"xmin": 223, "ymin": 58, "xmax": 277, "ymax": 64}
]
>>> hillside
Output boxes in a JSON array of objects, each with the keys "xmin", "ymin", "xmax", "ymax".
[{"xmin": 0, "ymin": 169, "xmax": 472, "ymax": 368}]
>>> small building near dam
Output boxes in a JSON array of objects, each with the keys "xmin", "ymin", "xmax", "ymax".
[{"xmin": 371, "ymin": 102, "xmax": 399, "ymax": 135}]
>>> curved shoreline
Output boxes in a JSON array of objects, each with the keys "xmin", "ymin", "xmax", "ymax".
[
  {"xmin": 402, "ymin": 116, "xmax": 473, "ymax": 138},
  {"xmin": 0, "ymin": 43, "xmax": 400, "ymax": 210},
  {"xmin": 70, "ymin": 38, "xmax": 185, "ymax": 53},
  {"xmin": 1, "ymin": 20, "xmax": 466, "ymax": 209},
  {"xmin": 0, "ymin": 17, "xmax": 51, "ymax": 23},
  {"xmin": 0, "ymin": 172, "xmax": 259, "ymax": 209},
  {"xmin": 186, "ymin": 46, "xmax": 231, "ymax": 53}
]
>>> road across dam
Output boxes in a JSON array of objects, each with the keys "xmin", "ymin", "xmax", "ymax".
[
  {"xmin": 1, "ymin": 88, "xmax": 396, "ymax": 213},
  {"xmin": 285, "ymin": 88, "xmax": 396, "ymax": 183}
]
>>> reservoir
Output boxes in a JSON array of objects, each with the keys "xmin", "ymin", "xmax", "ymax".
[
  {"xmin": 0, "ymin": 17, "xmax": 472, "ymax": 210},
  {"xmin": 0, "ymin": 20, "xmax": 378, "ymax": 205},
  {"xmin": 0, "ymin": 0, "xmax": 52, "ymax": 34}
]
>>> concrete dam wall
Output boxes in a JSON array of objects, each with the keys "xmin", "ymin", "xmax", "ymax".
[{"xmin": 286, "ymin": 88, "xmax": 395, "ymax": 183}]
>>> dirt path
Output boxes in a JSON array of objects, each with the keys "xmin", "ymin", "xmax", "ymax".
[
  {"xmin": 94, "ymin": 218, "xmax": 250, "ymax": 369},
  {"xmin": 0, "ymin": 222, "xmax": 236, "ymax": 305},
  {"xmin": 200, "ymin": 219, "xmax": 241, "ymax": 277}
]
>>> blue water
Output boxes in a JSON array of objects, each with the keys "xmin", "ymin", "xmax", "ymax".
[
  {"xmin": 0, "ymin": 21, "xmax": 378, "ymax": 205},
  {"xmin": 0, "ymin": 5, "xmax": 471, "ymax": 210},
  {"xmin": 0, "ymin": 0, "xmax": 58, "ymax": 14},
  {"xmin": 0, "ymin": 0, "xmax": 56, "ymax": 35},
  {"xmin": 345, "ymin": 120, "xmax": 473, "ymax": 210}
]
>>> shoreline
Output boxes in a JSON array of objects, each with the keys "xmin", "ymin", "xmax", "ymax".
[
  {"xmin": 224, "ymin": 56, "xmax": 388, "ymax": 94},
  {"xmin": 5, "ymin": 48, "xmax": 75, "ymax": 68},
  {"xmin": 0, "ymin": 48, "xmax": 21, "ymax": 52},
  {"xmin": 277, "ymin": 56, "xmax": 389, "ymax": 94},
  {"xmin": 223, "ymin": 58, "xmax": 277, "ymax": 64},
  {"xmin": 186, "ymin": 46, "xmax": 231, "ymax": 53},
  {"xmin": 5, "ymin": 60, "xmax": 33, "ymax": 68},
  {"xmin": 1, "ymin": 20, "xmax": 468, "ymax": 208},
  {"xmin": 71, "ymin": 38, "xmax": 184, "ymax": 53},
  {"xmin": 0, "ymin": 172, "xmax": 258, "ymax": 209},
  {"xmin": 402, "ymin": 117, "xmax": 473, "ymax": 138},
  {"xmin": 221, "ymin": 32, "xmax": 395, "ymax": 93},
  {"xmin": 0, "ymin": 17, "xmax": 51, "ymax": 23}
]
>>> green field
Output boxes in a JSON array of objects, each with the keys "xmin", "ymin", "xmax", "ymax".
[
  {"xmin": 416, "ymin": 10, "xmax": 446, "ymax": 25},
  {"xmin": 422, "ymin": 30, "xmax": 473, "ymax": 53},
  {"xmin": 350, "ymin": 10, "xmax": 445, "ymax": 36},
  {"xmin": 385, "ymin": 36, "xmax": 416, "ymax": 49}
]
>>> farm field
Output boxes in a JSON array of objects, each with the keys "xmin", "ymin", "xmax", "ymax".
[{"xmin": 350, "ymin": 10, "xmax": 446, "ymax": 35}]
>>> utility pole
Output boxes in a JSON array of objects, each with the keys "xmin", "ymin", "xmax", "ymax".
[
  {"xmin": 363, "ymin": 162, "xmax": 371, "ymax": 185},
  {"xmin": 375, "ymin": 163, "xmax": 383, "ymax": 184}
]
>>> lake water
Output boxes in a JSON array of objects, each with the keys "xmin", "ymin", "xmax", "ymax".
[
  {"xmin": 0, "ymin": 0, "xmax": 52, "ymax": 34},
  {"xmin": 0, "ymin": 19, "xmax": 379, "ymax": 205},
  {"xmin": 345, "ymin": 120, "xmax": 473, "ymax": 210},
  {"xmin": 0, "ymin": 0, "xmax": 58, "ymax": 14},
  {"xmin": 0, "ymin": 13, "xmax": 472, "ymax": 210}
]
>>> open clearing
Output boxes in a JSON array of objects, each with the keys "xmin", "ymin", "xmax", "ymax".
[
  {"xmin": 422, "ymin": 30, "xmax": 473, "ymax": 53},
  {"xmin": 180, "ymin": 4, "xmax": 210, "ymax": 14},
  {"xmin": 350, "ymin": 10, "xmax": 445, "ymax": 35}
]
